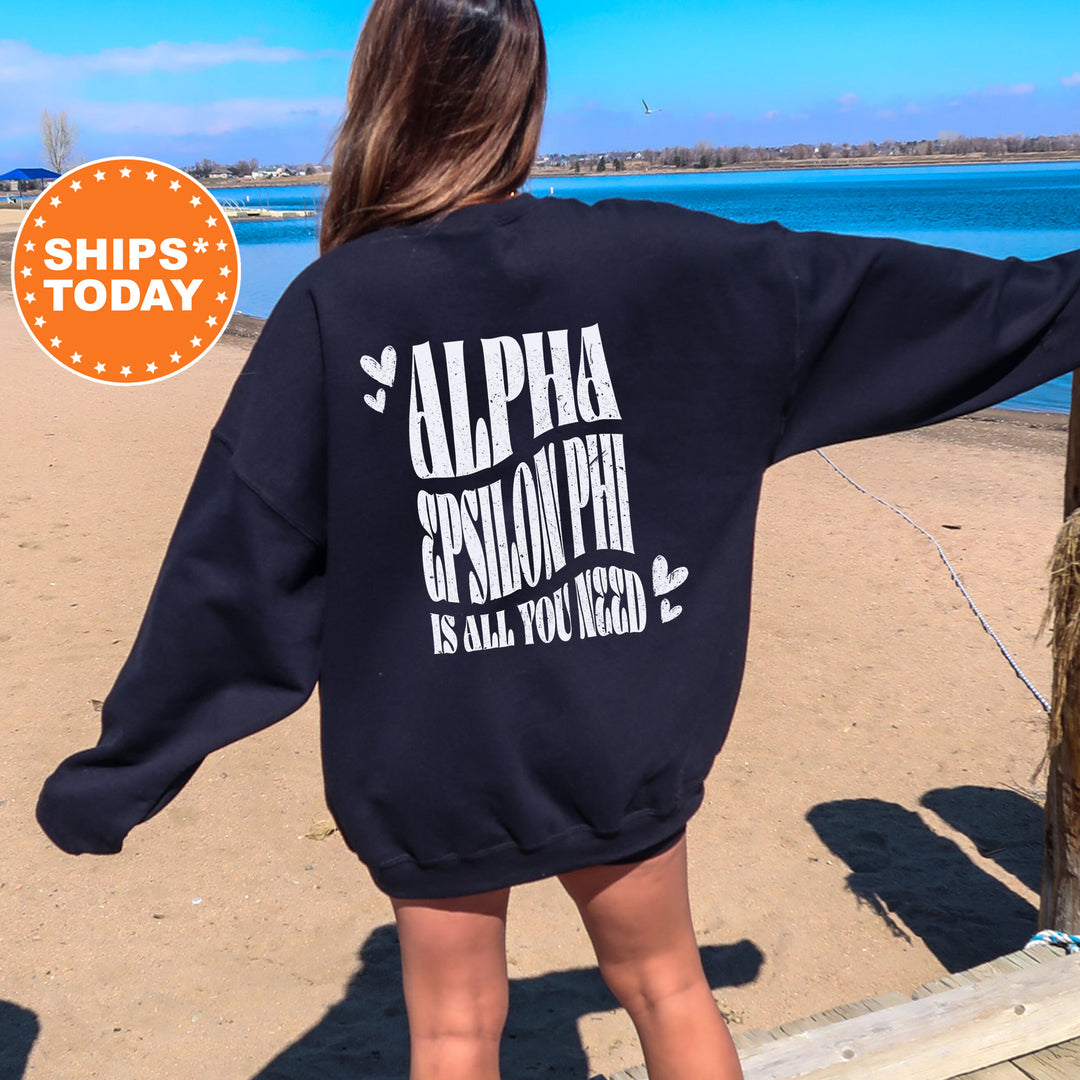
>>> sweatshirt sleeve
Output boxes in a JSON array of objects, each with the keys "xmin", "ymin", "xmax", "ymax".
[
  {"xmin": 772, "ymin": 231, "xmax": 1080, "ymax": 461},
  {"xmin": 36, "ymin": 280, "xmax": 327, "ymax": 855}
]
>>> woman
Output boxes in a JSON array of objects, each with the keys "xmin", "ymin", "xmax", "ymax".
[{"xmin": 37, "ymin": 1, "xmax": 1080, "ymax": 1078}]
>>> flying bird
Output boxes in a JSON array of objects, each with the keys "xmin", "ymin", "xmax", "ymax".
[{"xmin": 642, "ymin": 99, "xmax": 662, "ymax": 115}]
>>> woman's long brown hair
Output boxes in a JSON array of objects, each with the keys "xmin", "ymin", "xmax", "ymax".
[{"xmin": 320, "ymin": 0, "xmax": 547, "ymax": 253}]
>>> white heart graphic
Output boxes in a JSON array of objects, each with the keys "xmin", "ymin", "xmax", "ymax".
[
  {"xmin": 652, "ymin": 555, "xmax": 689, "ymax": 597},
  {"xmin": 360, "ymin": 346, "xmax": 397, "ymax": 388},
  {"xmin": 660, "ymin": 599, "xmax": 683, "ymax": 623},
  {"xmin": 364, "ymin": 388, "xmax": 387, "ymax": 414}
]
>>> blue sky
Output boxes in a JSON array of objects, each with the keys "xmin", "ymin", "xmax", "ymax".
[{"xmin": 3, "ymin": 0, "xmax": 1079, "ymax": 172}]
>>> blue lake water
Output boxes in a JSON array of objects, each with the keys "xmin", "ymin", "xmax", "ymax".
[{"xmin": 212, "ymin": 162, "xmax": 1080, "ymax": 413}]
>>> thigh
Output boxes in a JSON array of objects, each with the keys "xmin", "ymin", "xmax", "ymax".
[
  {"xmin": 558, "ymin": 835, "xmax": 701, "ymax": 970},
  {"xmin": 390, "ymin": 889, "xmax": 512, "ymax": 1025}
]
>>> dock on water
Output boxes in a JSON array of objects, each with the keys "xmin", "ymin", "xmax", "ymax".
[{"xmin": 609, "ymin": 942, "xmax": 1080, "ymax": 1080}]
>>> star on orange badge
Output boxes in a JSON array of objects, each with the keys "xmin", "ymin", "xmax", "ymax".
[{"xmin": 12, "ymin": 156, "xmax": 240, "ymax": 385}]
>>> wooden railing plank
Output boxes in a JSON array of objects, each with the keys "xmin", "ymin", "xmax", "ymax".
[
  {"xmin": 736, "ymin": 954, "xmax": 1080, "ymax": 1080},
  {"xmin": 1011, "ymin": 1038, "xmax": 1080, "ymax": 1080},
  {"xmin": 952, "ymin": 1064, "xmax": 1031, "ymax": 1079}
]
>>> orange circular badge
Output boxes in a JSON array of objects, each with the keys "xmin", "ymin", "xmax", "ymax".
[{"xmin": 11, "ymin": 156, "xmax": 240, "ymax": 385}]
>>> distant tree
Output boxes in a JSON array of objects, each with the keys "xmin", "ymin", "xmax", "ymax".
[
  {"xmin": 40, "ymin": 109, "xmax": 79, "ymax": 173},
  {"xmin": 612, "ymin": 155, "xmax": 625, "ymax": 171},
  {"xmin": 230, "ymin": 158, "xmax": 258, "ymax": 177},
  {"xmin": 188, "ymin": 158, "xmax": 223, "ymax": 179},
  {"xmin": 304, "ymin": 163, "xmax": 318, "ymax": 175}
]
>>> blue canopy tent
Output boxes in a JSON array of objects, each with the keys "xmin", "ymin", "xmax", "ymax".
[{"xmin": 0, "ymin": 167, "xmax": 61, "ymax": 201}]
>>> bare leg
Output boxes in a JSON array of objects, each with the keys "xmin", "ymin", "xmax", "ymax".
[
  {"xmin": 559, "ymin": 836, "xmax": 744, "ymax": 1080},
  {"xmin": 390, "ymin": 888, "xmax": 511, "ymax": 1080}
]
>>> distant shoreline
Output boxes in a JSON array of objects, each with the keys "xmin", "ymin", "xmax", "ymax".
[
  {"xmin": 534, "ymin": 150, "xmax": 1080, "ymax": 180},
  {"xmin": 196, "ymin": 151, "xmax": 1080, "ymax": 189},
  {"xmin": 205, "ymin": 173, "xmax": 332, "ymax": 189}
]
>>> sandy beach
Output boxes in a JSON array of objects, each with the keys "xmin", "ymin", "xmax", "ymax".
[{"xmin": 0, "ymin": 215, "xmax": 1066, "ymax": 1078}]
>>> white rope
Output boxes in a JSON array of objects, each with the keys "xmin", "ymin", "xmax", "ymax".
[{"xmin": 816, "ymin": 449, "xmax": 1051, "ymax": 715}]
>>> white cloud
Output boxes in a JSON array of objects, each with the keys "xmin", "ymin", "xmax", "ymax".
[
  {"xmin": 75, "ymin": 96, "xmax": 345, "ymax": 136},
  {"xmin": 837, "ymin": 92, "xmax": 860, "ymax": 110},
  {"xmin": 762, "ymin": 109, "xmax": 781, "ymax": 120},
  {"xmin": 0, "ymin": 40, "xmax": 60, "ymax": 81},
  {"xmin": 982, "ymin": 82, "xmax": 1036, "ymax": 97},
  {"xmin": 1062, "ymin": 72, "xmax": 1080, "ymax": 87},
  {"xmin": 0, "ymin": 38, "xmax": 342, "ymax": 83}
]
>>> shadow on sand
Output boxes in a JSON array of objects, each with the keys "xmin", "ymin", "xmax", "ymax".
[
  {"xmin": 249, "ymin": 924, "xmax": 763, "ymax": 1079},
  {"xmin": 0, "ymin": 1000, "xmax": 39, "ymax": 1080},
  {"xmin": 920, "ymin": 784, "xmax": 1043, "ymax": 893},
  {"xmin": 807, "ymin": 795, "xmax": 1037, "ymax": 972}
]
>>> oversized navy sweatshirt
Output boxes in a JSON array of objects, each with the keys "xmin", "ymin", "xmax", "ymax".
[{"xmin": 36, "ymin": 194, "xmax": 1080, "ymax": 897}]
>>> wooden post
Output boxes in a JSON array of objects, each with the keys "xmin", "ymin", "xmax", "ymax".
[{"xmin": 1040, "ymin": 371, "xmax": 1080, "ymax": 934}]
